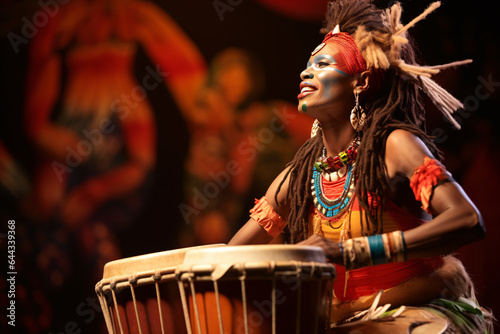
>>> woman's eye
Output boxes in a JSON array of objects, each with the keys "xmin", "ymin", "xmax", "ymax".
[{"xmin": 317, "ymin": 62, "xmax": 330, "ymax": 67}]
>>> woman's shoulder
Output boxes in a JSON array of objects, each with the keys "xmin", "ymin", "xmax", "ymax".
[
  {"xmin": 384, "ymin": 129, "xmax": 436, "ymax": 179},
  {"xmin": 386, "ymin": 129, "xmax": 422, "ymax": 147}
]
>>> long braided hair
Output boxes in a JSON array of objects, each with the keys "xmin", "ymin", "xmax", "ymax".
[{"xmin": 277, "ymin": 0, "xmax": 443, "ymax": 243}]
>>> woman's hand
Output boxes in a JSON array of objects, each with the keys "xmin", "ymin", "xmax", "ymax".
[{"xmin": 298, "ymin": 234, "xmax": 344, "ymax": 265}]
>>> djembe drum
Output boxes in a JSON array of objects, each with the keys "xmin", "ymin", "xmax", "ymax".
[
  {"xmin": 95, "ymin": 244, "xmax": 225, "ymax": 334},
  {"xmin": 175, "ymin": 245, "xmax": 336, "ymax": 334}
]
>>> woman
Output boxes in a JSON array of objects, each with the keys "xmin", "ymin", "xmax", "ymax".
[{"xmin": 229, "ymin": 0, "xmax": 493, "ymax": 332}]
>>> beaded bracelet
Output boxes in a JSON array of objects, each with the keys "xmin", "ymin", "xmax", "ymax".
[{"xmin": 341, "ymin": 230, "xmax": 407, "ymax": 270}]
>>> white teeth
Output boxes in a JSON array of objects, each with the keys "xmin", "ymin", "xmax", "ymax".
[{"xmin": 301, "ymin": 86, "xmax": 315, "ymax": 93}]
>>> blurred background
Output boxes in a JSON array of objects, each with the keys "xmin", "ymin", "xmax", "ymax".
[{"xmin": 0, "ymin": 0, "xmax": 498, "ymax": 333}]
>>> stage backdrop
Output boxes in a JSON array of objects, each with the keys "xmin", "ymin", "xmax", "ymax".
[{"xmin": 0, "ymin": 0, "xmax": 498, "ymax": 333}]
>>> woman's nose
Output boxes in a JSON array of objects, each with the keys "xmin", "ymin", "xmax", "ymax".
[{"xmin": 300, "ymin": 68, "xmax": 314, "ymax": 80}]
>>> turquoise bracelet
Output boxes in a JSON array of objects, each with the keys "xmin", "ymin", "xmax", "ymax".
[{"xmin": 367, "ymin": 234, "xmax": 386, "ymax": 266}]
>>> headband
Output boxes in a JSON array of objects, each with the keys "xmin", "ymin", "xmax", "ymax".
[
  {"xmin": 323, "ymin": 31, "xmax": 367, "ymax": 77},
  {"xmin": 313, "ymin": 25, "xmax": 384, "ymax": 91}
]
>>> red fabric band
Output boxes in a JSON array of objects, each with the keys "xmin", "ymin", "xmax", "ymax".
[
  {"xmin": 410, "ymin": 156, "xmax": 450, "ymax": 214},
  {"xmin": 249, "ymin": 197, "xmax": 287, "ymax": 238},
  {"xmin": 323, "ymin": 32, "xmax": 367, "ymax": 76}
]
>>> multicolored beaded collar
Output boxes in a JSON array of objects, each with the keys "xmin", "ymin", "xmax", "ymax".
[
  {"xmin": 311, "ymin": 163, "xmax": 356, "ymax": 220},
  {"xmin": 314, "ymin": 137, "xmax": 361, "ymax": 173},
  {"xmin": 311, "ymin": 137, "xmax": 360, "ymax": 220}
]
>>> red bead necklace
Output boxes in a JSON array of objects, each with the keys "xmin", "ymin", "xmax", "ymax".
[{"xmin": 314, "ymin": 137, "xmax": 361, "ymax": 173}]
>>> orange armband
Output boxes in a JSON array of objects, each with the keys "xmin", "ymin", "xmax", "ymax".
[
  {"xmin": 249, "ymin": 197, "xmax": 287, "ymax": 238},
  {"xmin": 410, "ymin": 156, "xmax": 450, "ymax": 214}
]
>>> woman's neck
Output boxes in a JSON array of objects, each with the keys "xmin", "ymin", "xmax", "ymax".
[{"xmin": 320, "ymin": 120, "xmax": 357, "ymax": 156}]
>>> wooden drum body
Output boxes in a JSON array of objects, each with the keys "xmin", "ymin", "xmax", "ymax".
[
  {"xmin": 95, "ymin": 245, "xmax": 224, "ymax": 334},
  {"xmin": 176, "ymin": 245, "xmax": 336, "ymax": 334}
]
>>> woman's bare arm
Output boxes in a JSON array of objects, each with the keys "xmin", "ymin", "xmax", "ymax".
[
  {"xmin": 384, "ymin": 129, "xmax": 485, "ymax": 259},
  {"xmin": 228, "ymin": 167, "xmax": 292, "ymax": 245},
  {"xmin": 228, "ymin": 218, "xmax": 273, "ymax": 245}
]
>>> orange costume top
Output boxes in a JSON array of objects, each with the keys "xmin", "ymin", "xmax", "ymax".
[{"xmin": 250, "ymin": 156, "xmax": 447, "ymax": 302}]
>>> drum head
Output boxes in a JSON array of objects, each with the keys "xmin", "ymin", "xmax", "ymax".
[
  {"xmin": 101, "ymin": 244, "xmax": 225, "ymax": 279},
  {"xmin": 182, "ymin": 244, "xmax": 327, "ymax": 267}
]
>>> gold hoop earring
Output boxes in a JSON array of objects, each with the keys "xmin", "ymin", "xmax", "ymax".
[{"xmin": 350, "ymin": 91, "xmax": 366, "ymax": 132}]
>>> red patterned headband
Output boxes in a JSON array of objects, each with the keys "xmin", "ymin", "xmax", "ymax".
[
  {"xmin": 322, "ymin": 31, "xmax": 367, "ymax": 76},
  {"xmin": 312, "ymin": 26, "xmax": 384, "ymax": 90}
]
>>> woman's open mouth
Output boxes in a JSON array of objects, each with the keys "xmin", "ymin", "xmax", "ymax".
[{"xmin": 298, "ymin": 82, "xmax": 318, "ymax": 99}]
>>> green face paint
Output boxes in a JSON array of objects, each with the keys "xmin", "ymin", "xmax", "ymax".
[{"xmin": 301, "ymin": 102, "xmax": 307, "ymax": 112}]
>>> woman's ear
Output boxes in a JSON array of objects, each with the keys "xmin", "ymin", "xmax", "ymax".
[{"xmin": 353, "ymin": 70, "xmax": 370, "ymax": 94}]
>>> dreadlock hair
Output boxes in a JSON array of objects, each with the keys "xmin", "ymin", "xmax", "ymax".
[{"xmin": 277, "ymin": 0, "xmax": 444, "ymax": 243}]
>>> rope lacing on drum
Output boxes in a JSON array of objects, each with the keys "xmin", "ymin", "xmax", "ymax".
[
  {"xmin": 267, "ymin": 256, "xmax": 277, "ymax": 334},
  {"xmin": 308, "ymin": 261, "xmax": 317, "ymax": 279},
  {"xmin": 312, "ymin": 262, "xmax": 322, "ymax": 334},
  {"xmin": 294, "ymin": 262, "xmax": 303, "ymax": 334},
  {"xmin": 177, "ymin": 274, "xmax": 193, "ymax": 334},
  {"xmin": 128, "ymin": 274, "xmax": 144, "ymax": 334},
  {"xmin": 271, "ymin": 274, "xmax": 277, "ymax": 334},
  {"xmin": 109, "ymin": 278, "xmax": 125, "ymax": 334},
  {"xmin": 239, "ymin": 268, "xmax": 249, "ymax": 334},
  {"xmin": 152, "ymin": 271, "xmax": 162, "ymax": 282},
  {"xmin": 268, "ymin": 261, "xmax": 276, "ymax": 274},
  {"xmin": 212, "ymin": 278, "xmax": 225, "ymax": 334},
  {"xmin": 96, "ymin": 286, "xmax": 114, "ymax": 334},
  {"xmin": 128, "ymin": 276, "xmax": 138, "ymax": 286},
  {"xmin": 188, "ymin": 274, "xmax": 203, "ymax": 334},
  {"xmin": 96, "ymin": 282, "xmax": 104, "ymax": 294},
  {"xmin": 153, "ymin": 269, "xmax": 166, "ymax": 334}
]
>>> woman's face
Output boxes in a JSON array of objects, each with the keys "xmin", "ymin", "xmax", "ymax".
[{"xmin": 297, "ymin": 43, "xmax": 355, "ymax": 117}]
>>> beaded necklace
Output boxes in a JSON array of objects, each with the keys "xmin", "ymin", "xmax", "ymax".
[
  {"xmin": 311, "ymin": 138, "xmax": 360, "ymax": 221},
  {"xmin": 311, "ymin": 163, "xmax": 356, "ymax": 220},
  {"xmin": 314, "ymin": 137, "xmax": 360, "ymax": 173}
]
